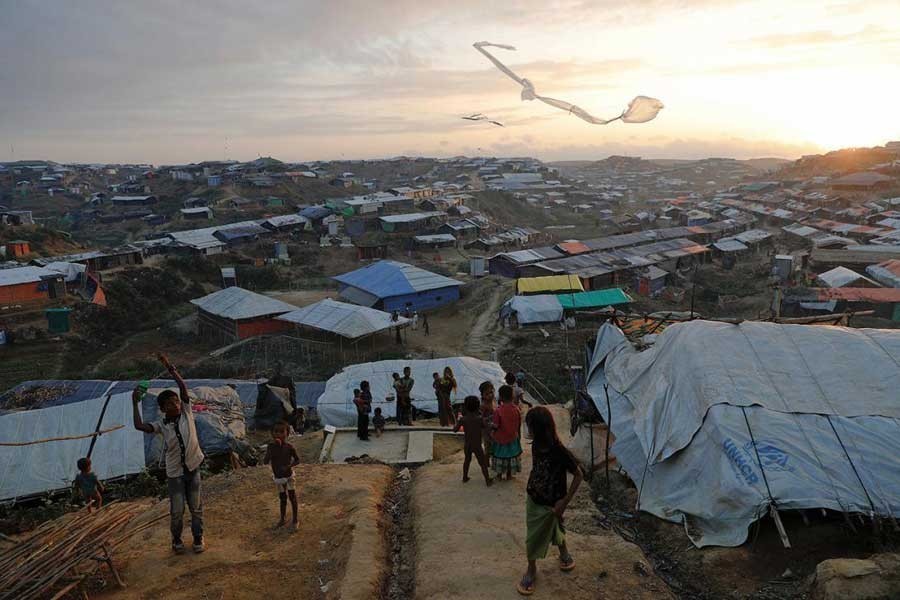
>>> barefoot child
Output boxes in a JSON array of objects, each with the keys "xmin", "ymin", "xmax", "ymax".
[
  {"xmin": 453, "ymin": 395, "xmax": 493, "ymax": 486},
  {"xmin": 263, "ymin": 421, "xmax": 300, "ymax": 530},
  {"xmin": 479, "ymin": 381, "xmax": 496, "ymax": 461},
  {"xmin": 372, "ymin": 407, "xmax": 386, "ymax": 437},
  {"xmin": 132, "ymin": 353, "xmax": 206, "ymax": 554},
  {"xmin": 74, "ymin": 457, "xmax": 104, "ymax": 512},
  {"xmin": 517, "ymin": 406, "xmax": 584, "ymax": 596},
  {"xmin": 491, "ymin": 385, "xmax": 523, "ymax": 481}
]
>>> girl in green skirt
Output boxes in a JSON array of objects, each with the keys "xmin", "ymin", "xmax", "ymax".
[{"xmin": 517, "ymin": 406, "xmax": 583, "ymax": 596}]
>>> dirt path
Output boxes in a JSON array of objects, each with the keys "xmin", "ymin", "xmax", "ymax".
[
  {"xmin": 464, "ymin": 280, "xmax": 510, "ymax": 359},
  {"xmin": 412, "ymin": 406, "xmax": 674, "ymax": 600},
  {"xmin": 100, "ymin": 461, "xmax": 393, "ymax": 600}
]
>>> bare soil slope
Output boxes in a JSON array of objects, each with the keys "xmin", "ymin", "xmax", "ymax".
[{"xmin": 100, "ymin": 462, "xmax": 393, "ymax": 600}]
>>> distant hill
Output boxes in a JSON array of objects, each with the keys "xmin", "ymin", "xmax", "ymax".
[
  {"xmin": 550, "ymin": 156, "xmax": 791, "ymax": 174},
  {"xmin": 774, "ymin": 147, "xmax": 899, "ymax": 179}
]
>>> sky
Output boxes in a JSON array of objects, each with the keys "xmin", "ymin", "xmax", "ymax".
[{"xmin": 1, "ymin": 0, "xmax": 899, "ymax": 165}]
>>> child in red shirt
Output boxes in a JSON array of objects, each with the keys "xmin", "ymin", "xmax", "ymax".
[{"xmin": 491, "ymin": 385, "xmax": 523, "ymax": 480}]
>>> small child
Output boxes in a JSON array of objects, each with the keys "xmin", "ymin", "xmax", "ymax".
[
  {"xmin": 492, "ymin": 385, "xmax": 523, "ymax": 481},
  {"xmin": 373, "ymin": 407, "xmax": 386, "ymax": 437},
  {"xmin": 290, "ymin": 407, "xmax": 306, "ymax": 436},
  {"xmin": 74, "ymin": 457, "xmax": 104, "ymax": 513},
  {"xmin": 263, "ymin": 421, "xmax": 300, "ymax": 530},
  {"xmin": 454, "ymin": 396, "xmax": 492, "ymax": 486}
]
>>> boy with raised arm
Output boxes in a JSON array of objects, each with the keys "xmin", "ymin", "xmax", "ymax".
[{"xmin": 132, "ymin": 353, "xmax": 206, "ymax": 554}]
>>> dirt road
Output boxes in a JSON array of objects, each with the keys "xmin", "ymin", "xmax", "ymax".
[
  {"xmin": 412, "ymin": 406, "xmax": 673, "ymax": 600},
  {"xmin": 101, "ymin": 461, "xmax": 393, "ymax": 600}
]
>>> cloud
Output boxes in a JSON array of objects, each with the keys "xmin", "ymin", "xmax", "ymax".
[{"xmin": 741, "ymin": 24, "xmax": 898, "ymax": 49}]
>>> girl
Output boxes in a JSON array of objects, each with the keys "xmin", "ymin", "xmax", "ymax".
[
  {"xmin": 453, "ymin": 395, "xmax": 492, "ymax": 486},
  {"xmin": 435, "ymin": 368, "xmax": 457, "ymax": 427},
  {"xmin": 491, "ymin": 385, "xmax": 522, "ymax": 481},
  {"xmin": 517, "ymin": 406, "xmax": 583, "ymax": 596},
  {"xmin": 478, "ymin": 381, "xmax": 496, "ymax": 460},
  {"xmin": 355, "ymin": 382, "xmax": 372, "ymax": 441}
]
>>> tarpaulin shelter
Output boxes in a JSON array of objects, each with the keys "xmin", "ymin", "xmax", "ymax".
[
  {"xmin": 333, "ymin": 260, "xmax": 462, "ymax": 312},
  {"xmin": 500, "ymin": 294, "xmax": 564, "ymax": 325},
  {"xmin": 0, "ymin": 392, "xmax": 145, "ymax": 502},
  {"xmin": 317, "ymin": 357, "xmax": 506, "ymax": 426},
  {"xmin": 277, "ymin": 298, "xmax": 409, "ymax": 340},
  {"xmin": 516, "ymin": 274, "xmax": 584, "ymax": 295},
  {"xmin": 556, "ymin": 288, "xmax": 631, "ymax": 310},
  {"xmin": 585, "ymin": 320, "xmax": 900, "ymax": 547}
]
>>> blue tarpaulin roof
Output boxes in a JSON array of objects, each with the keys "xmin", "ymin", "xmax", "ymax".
[
  {"xmin": 299, "ymin": 205, "xmax": 332, "ymax": 220},
  {"xmin": 333, "ymin": 260, "xmax": 462, "ymax": 299}
]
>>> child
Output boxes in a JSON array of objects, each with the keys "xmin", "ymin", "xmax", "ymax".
[
  {"xmin": 372, "ymin": 407, "xmax": 386, "ymax": 437},
  {"xmin": 290, "ymin": 407, "xmax": 306, "ymax": 436},
  {"xmin": 453, "ymin": 396, "xmax": 492, "ymax": 486},
  {"xmin": 478, "ymin": 381, "xmax": 496, "ymax": 460},
  {"xmin": 74, "ymin": 457, "xmax": 104, "ymax": 513},
  {"xmin": 491, "ymin": 385, "xmax": 523, "ymax": 481},
  {"xmin": 517, "ymin": 406, "xmax": 583, "ymax": 596},
  {"xmin": 263, "ymin": 421, "xmax": 300, "ymax": 530},
  {"xmin": 505, "ymin": 372, "xmax": 533, "ymax": 409},
  {"xmin": 132, "ymin": 353, "xmax": 206, "ymax": 554}
]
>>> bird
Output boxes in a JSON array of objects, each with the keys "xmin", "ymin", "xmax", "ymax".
[{"xmin": 461, "ymin": 113, "xmax": 505, "ymax": 127}]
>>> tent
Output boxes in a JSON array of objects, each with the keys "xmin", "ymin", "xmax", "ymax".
[
  {"xmin": 317, "ymin": 357, "xmax": 507, "ymax": 426},
  {"xmin": 277, "ymin": 298, "xmax": 408, "ymax": 339},
  {"xmin": 501, "ymin": 294, "xmax": 563, "ymax": 325},
  {"xmin": 0, "ymin": 392, "xmax": 145, "ymax": 502},
  {"xmin": 556, "ymin": 288, "xmax": 631, "ymax": 310},
  {"xmin": 585, "ymin": 320, "xmax": 900, "ymax": 547}
]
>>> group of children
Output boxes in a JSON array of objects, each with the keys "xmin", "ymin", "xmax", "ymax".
[{"xmin": 75, "ymin": 354, "xmax": 581, "ymax": 596}]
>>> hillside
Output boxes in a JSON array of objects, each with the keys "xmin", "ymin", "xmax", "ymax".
[{"xmin": 775, "ymin": 146, "xmax": 899, "ymax": 179}]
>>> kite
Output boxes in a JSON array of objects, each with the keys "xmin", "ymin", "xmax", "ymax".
[
  {"xmin": 461, "ymin": 113, "xmax": 505, "ymax": 127},
  {"xmin": 473, "ymin": 41, "xmax": 663, "ymax": 125}
]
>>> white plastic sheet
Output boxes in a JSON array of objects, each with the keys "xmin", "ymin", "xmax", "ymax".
[
  {"xmin": 317, "ymin": 357, "xmax": 507, "ymax": 426},
  {"xmin": 474, "ymin": 41, "xmax": 663, "ymax": 125},
  {"xmin": 0, "ymin": 393, "xmax": 145, "ymax": 502}
]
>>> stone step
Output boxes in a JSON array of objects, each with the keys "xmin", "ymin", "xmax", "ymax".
[{"xmin": 405, "ymin": 431, "xmax": 434, "ymax": 463}]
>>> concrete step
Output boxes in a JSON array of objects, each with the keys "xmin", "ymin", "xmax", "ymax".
[{"xmin": 405, "ymin": 431, "xmax": 434, "ymax": 463}]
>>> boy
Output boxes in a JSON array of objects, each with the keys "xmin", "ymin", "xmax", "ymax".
[
  {"xmin": 263, "ymin": 421, "xmax": 300, "ymax": 530},
  {"xmin": 372, "ymin": 407, "xmax": 386, "ymax": 437},
  {"xmin": 132, "ymin": 353, "xmax": 206, "ymax": 554},
  {"xmin": 453, "ymin": 396, "xmax": 492, "ymax": 486},
  {"xmin": 74, "ymin": 457, "xmax": 104, "ymax": 513}
]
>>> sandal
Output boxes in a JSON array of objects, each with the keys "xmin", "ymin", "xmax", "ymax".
[
  {"xmin": 516, "ymin": 574, "xmax": 536, "ymax": 596},
  {"xmin": 560, "ymin": 552, "xmax": 576, "ymax": 572}
]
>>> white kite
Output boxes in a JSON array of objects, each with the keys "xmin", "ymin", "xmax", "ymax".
[{"xmin": 473, "ymin": 41, "xmax": 663, "ymax": 125}]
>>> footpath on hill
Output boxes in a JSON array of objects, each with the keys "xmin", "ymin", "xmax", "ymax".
[{"xmin": 411, "ymin": 405, "xmax": 674, "ymax": 600}]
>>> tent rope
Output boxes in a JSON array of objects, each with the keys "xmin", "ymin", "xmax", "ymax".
[
  {"xmin": 740, "ymin": 407, "xmax": 776, "ymax": 507},
  {"xmin": 825, "ymin": 416, "xmax": 879, "ymax": 517}
]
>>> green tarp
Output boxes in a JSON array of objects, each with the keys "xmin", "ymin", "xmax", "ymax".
[{"xmin": 556, "ymin": 288, "xmax": 631, "ymax": 310}]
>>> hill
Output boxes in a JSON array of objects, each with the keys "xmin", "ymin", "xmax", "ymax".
[{"xmin": 775, "ymin": 146, "xmax": 899, "ymax": 179}]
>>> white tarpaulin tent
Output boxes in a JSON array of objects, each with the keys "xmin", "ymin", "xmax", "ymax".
[
  {"xmin": 276, "ymin": 298, "xmax": 408, "ymax": 339},
  {"xmin": 586, "ymin": 320, "xmax": 900, "ymax": 547},
  {"xmin": 318, "ymin": 357, "xmax": 507, "ymax": 426},
  {"xmin": 0, "ymin": 392, "xmax": 145, "ymax": 503},
  {"xmin": 500, "ymin": 294, "xmax": 564, "ymax": 325}
]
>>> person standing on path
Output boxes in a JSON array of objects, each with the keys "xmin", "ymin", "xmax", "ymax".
[
  {"xmin": 354, "ymin": 382, "xmax": 372, "ymax": 440},
  {"xmin": 422, "ymin": 314, "xmax": 430, "ymax": 336},
  {"xmin": 453, "ymin": 395, "xmax": 493, "ymax": 486},
  {"xmin": 478, "ymin": 381, "xmax": 496, "ymax": 461},
  {"xmin": 412, "ymin": 311, "xmax": 419, "ymax": 330},
  {"xmin": 398, "ymin": 366, "xmax": 414, "ymax": 426},
  {"xmin": 516, "ymin": 406, "xmax": 584, "ymax": 596},
  {"xmin": 132, "ymin": 353, "xmax": 206, "ymax": 554},
  {"xmin": 491, "ymin": 385, "xmax": 522, "ymax": 481}
]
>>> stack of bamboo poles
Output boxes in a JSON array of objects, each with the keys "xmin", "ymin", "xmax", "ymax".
[{"xmin": 0, "ymin": 502, "xmax": 166, "ymax": 600}]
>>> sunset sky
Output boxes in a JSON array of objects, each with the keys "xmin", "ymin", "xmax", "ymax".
[{"xmin": 1, "ymin": 0, "xmax": 899, "ymax": 164}]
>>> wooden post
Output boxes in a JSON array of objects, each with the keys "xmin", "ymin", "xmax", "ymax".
[{"xmin": 769, "ymin": 505, "xmax": 791, "ymax": 549}]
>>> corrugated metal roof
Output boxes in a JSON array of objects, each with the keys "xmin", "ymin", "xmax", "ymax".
[
  {"xmin": 816, "ymin": 266, "xmax": 872, "ymax": 288},
  {"xmin": 277, "ymin": 298, "xmax": 408, "ymax": 339},
  {"xmin": 557, "ymin": 241, "xmax": 592, "ymax": 255},
  {"xmin": 339, "ymin": 285, "xmax": 381, "ymax": 307},
  {"xmin": 334, "ymin": 260, "xmax": 461, "ymax": 299},
  {"xmin": 866, "ymin": 260, "xmax": 900, "ymax": 288},
  {"xmin": 0, "ymin": 266, "xmax": 56, "ymax": 286},
  {"xmin": 190, "ymin": 287, "xmax": 297, "ymax": 320},
  {"xmin": 713, "ymin": 239, "xmax": 748, "ymax": 252},
  {"xmin": 263, "ymin": 214, "xmax": 308, "ymax": 228},
  {"xmin": 812, "ymin": 287, "xmax": 900, "ymax": 302},
  {"xmin": 378, "ymin": 211, "xmax": 445, "ymax": 224},
  {"xmin": 414, "ymin": 234, "xmax": 456, "ymax": 243}
]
